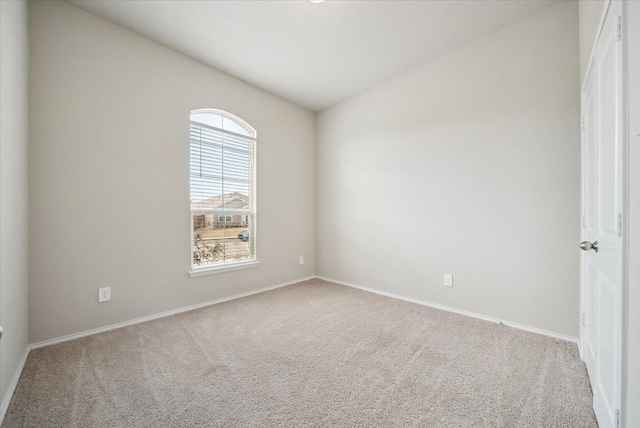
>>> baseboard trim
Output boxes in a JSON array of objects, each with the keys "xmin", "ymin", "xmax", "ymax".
[
  {"xmin": 31, "ymin": 276, "xmax": 316, "ymax": 350},
  {"xmin": 29, "ymin": 274, "xmax": 577, "ymax": 349},
  {"xmin": 576, "ymin": 338, "xmax": 582, "ymax": 359},
  {"xmin": 0, "ymin": 345, "xmax": 31, "ymax": 425},
  {"xmin": 316, "ymin": 276, "xmax": 578, "ymax": 344}
]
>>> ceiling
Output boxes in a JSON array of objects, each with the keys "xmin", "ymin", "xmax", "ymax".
[{"xmin": 68, "ymin": 0, "xmax": 559, "ymax": 112}]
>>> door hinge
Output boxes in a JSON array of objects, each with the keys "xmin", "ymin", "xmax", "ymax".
[
  {"xmin": 582, "ymin": 312, "xmax": 586, "ymax": 327},
  {"xmin": 616, "ymin": 15, "xmax": 622, "ymax": 41},
  {"xmin": 581, "ymin": 116, "xmax": 585, "ymax": 130},
  {"xmin": 617, "ymin": 212, "xmax": 622, "ymax": 237},
  {"xmin": 615, "ymin": 409, "xmax": 620, "ymax": 426}
]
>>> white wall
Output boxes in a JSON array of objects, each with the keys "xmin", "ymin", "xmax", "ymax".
[
  {"xmin": 316, "ymin": 2, "xmax": 581, "ymax": 338},
  {"xmin": 28, "ymin": 0, "xmax": 316, "ymax": 343},
  {"xmin": 623, "ymin": 1, "xmax": 639, "ymax": 425},
  {"xmin": 0, "ymin": 0, "xmax": 30, "ymax": 411},
  {"xmin": 579, "ymin": 0, "xmax": 608, "ymax": 82}
]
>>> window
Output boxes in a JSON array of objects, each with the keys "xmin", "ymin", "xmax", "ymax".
[{"xmin": 189, "ymin": 109, "xmax": 257, "ymax": 275}]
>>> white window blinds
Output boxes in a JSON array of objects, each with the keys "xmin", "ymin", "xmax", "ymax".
[{"xmin": 190, "ymin": 110, "xmax": 256, "ymax": 269}]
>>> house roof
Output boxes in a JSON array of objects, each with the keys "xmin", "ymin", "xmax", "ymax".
[{"xmin": 192, "ymin": 192, "xmax": 249, "ymax": 210}]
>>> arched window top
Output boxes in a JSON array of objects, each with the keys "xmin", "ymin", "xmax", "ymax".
[{"xmin": 190, "ymin": 109, "xmax": 256, "ymax": 138}]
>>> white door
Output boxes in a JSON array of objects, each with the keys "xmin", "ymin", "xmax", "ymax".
[{"xmin": 581, "ymin": 2, "xmax": 623, "ymax": 427}]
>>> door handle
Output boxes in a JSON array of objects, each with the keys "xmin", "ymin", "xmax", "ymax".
[
  {"xmin": 580, "ymin": 241, "xmax": 598, "ymax": 253},
  {"xmin": 0, "ymin": 325, "xmax": 3, "ymax": 340}
]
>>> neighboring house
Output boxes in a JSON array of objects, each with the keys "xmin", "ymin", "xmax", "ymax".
[{"xmin": 193, "ymin": 192, "xmax": 250, "ymax": 229}]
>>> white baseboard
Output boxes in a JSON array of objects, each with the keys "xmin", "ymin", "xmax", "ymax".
[
  {"xmin": 27, "ymin": 272, "xmax": 577, "ymax": 350},
  {"xmin": 31, "ymin": 276, "xmax": 316, "ymax": 350},
  {"xmin": 316, "ymin": 276, "xmax": 578, "ymax": 344},
  {"xmin": 577, "ymin": 339, "xmax": 582, "ymax": 359},
  {"xmin": 0, "ymin": 345, "xmax": 31, "ymax": 425}
]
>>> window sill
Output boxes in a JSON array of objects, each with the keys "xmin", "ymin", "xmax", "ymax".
[{"xmin": 189, "ymin": 260, "xmax": 260, "ymax": 277}]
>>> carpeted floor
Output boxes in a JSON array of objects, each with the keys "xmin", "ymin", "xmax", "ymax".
[{"xmin": 3, "ymin": 279, "xmax": 597, "ymax": 427}]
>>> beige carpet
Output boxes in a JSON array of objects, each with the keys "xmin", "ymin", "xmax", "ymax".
[{"xmin": 3, "ymin": 279, "xmax": 597, "ymax": 427}]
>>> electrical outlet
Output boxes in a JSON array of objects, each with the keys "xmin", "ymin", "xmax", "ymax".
[
  {"xmin": 98, "ymin": 287, "xmax": 111, "ymax": 302},
  {"xmin": 299, "ymin": 256, "xmax": 304, "ymax": 265},
  {"xmin": 444, "ymin": 274, "xmax": 453, "ymax": 287}
]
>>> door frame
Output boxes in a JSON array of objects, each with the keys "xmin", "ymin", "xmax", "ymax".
[
  {"xmin": 620, "ymin": 1, "xmax": 639, "ymax": 426},
  {"xmin": 579, "ymin": 0, "xmax": 631, "ymax": 426}
]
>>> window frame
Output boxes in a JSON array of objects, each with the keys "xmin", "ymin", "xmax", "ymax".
[{"xmin": 188, "ymin": 109, "xmax": 259, "ymax": 277}]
